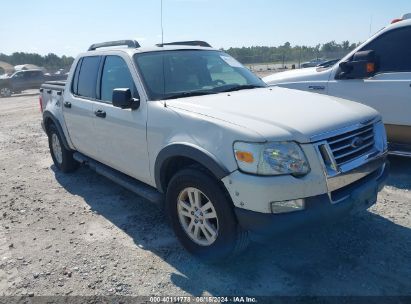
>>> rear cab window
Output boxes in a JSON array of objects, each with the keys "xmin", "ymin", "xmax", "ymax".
[{"xmin": 71, "ymin": 56, "xmax": 101, "ymax": 98}]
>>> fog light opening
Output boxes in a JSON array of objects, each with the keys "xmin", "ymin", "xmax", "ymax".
[{"xmin": 270, "ymin": 199, "xmax": 305, "ymax": 214}]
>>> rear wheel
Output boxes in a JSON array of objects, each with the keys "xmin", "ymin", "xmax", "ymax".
[
  {"xmin": 48, "ymin": 124, "xmax": 78, "ymax": 173},
  {"xmin": 166, "ymin": 167, "xmax": 249, "ymax": 262}
]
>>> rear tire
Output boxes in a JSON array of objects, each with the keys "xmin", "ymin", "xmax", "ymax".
[
  {"xmin": 48, "ymin": 124, "xmax": 78, "ymax": 173},
  {"xmin": 166, "ymin": 167, "xmax": 249, "ymax": 262}
]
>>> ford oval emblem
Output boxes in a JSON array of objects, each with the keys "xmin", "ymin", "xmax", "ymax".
[{"xmin": 351, "ymin": 137, "xmax": 364, "ymax": 148}]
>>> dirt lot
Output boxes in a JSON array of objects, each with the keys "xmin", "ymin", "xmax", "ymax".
[{"xmin": 0, "ymin": 92, "xmax": 410, "ymax": 297}]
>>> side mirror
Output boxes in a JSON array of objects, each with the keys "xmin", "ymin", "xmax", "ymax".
[
  {"xmin": 112, "ymin": 88, "xmax": 140, "ymax": 110},
  {"xmin": 338, "ymin": 50, "xmax": 377, "ymax": 79}
]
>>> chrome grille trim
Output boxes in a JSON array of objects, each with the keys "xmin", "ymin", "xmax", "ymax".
[
  {"xmin": 326, "ymin": 124, "xmax": 375, "ymax": 166},
  {"xmin": 334, "ymin": 141, "xmax": 374, "ymax": 161},
  {"xmin": 327, "ymin": 126, "xmax": 374, "ymax": 146}
]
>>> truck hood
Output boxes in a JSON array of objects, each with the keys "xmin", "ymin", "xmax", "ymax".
[
  {"xmin": 165, "ymin": 87, "xmax": 379, "ymax": 143},
  {"xmin": 263, "ymin": 67, "xmax": 332, "ymax": 85}
]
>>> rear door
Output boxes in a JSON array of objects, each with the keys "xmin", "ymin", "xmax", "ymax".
[
  {"xmin": 91, "ymin": 55, "xmax": 150, "ymax": 184},
  {"xmin": 328, "ymin": 26, "xmax": 411, "ymax": 144},
  {"xmin": 63, "ymin": 56, "xmax": 101, "ymax": 159}
]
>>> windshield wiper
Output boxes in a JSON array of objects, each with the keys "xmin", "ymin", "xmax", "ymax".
[
  {"xmin": 217, "ymin": 84, "xmax": 265, "ymax": 93},
  {"xmin": 162, "ymin": 90, "xmax": 216, "ymax": 100}
]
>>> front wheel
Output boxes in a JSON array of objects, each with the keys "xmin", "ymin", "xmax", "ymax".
[
  {"xmin": 48, "ymin": 124, "xmax": 78, "ymax": 173},
  {"xmin": 166, "ymin": 168, "xmax": 249, "ymax": 262},
  {"xmin": 0, "ymin": 87, "xmax": 12, "ymax": 97}
]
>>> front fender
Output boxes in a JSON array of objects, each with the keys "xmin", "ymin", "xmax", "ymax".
[{"xmin": 154, "ymin": 143, "xmax": 230, "ymax": 193}]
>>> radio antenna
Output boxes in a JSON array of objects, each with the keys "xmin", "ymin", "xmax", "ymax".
[{"xmin": 161, "ymin": 0, "xmax": 164, "ymax": 45}]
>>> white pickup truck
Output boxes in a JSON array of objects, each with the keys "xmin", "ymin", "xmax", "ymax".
[
  {"xmin": 40, "ymin": 40, "xmax": 388, "ymax": 261},
  {"xmin": 264, "ymin": 14, "xmax": 411, "ymax": 157}
]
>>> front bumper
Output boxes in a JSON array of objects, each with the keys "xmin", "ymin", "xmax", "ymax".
[{"xmin": 234, "ymin": 158, "xmax": 389, "ymax": 237}]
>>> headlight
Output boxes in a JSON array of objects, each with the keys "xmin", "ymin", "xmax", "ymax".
[{"xmin": 233, "ymin": 141, "xmax": 310, "ymax": 176}]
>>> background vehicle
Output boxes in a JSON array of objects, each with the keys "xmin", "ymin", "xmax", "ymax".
[
  {"xmin": 0, "ymin": 69, "xmax": 66, "ymax": 97},
  {"xmin": 40, "ymin": 40, "xmax": 388, "ymax": 261},
  {"xmin": 301, "ymin": 58, "xmax": 325, "ymax": 68},
  {"xmin": 264, "ymin": 14, "xmax": 411, "ymax": 157},
  {"xmin": 317, "ymin": 58, "xmax": 340, "ymax": 68}
]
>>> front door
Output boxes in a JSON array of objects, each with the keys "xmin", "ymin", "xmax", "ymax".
[{"xmin": 91, "ymin": 55, "xmax": 150, "ymax": 184}]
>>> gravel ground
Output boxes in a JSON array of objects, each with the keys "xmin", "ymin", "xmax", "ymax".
[{"xmin": 0, "ymin": 92, "xmax": 410, "ymax": 297}]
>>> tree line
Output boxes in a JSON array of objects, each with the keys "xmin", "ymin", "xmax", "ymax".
[
  {"xmin": 224, "ymin": 40, "xmax": 361, "ymax": 64},
  {"xmin": 0, "ymin": 52, "xmax": 74, "ymax": 72},
  {"xmin": 0, "ymin": 40, "xmax": 361, "ymax": 73}
]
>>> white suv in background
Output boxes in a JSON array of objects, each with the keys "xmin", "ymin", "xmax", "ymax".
[{"xmin": 264, "ymin": 14, "xmax": 411, "ymax": 157}]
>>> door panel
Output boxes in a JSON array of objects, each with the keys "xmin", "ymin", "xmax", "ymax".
[
  {"xmin": 63, "ymin": 97, "xmax": 98, "ymax": 158},
  {"xmin": 385, "ymin": 124, "xmax": 411, "ymax": 145},
  {"xmin": 92, "ymin": 55, "xmax": 150, "ymax": 184},
  {"xmin": 62, "ymin": 56, "xmax": 101, "ymax": 159},
  {"xmin": 11, "ymin": 72, "xmax": 25, "ymax": 91},
  {"xmin": 92, "ymin": 102, "xmax": 150, "ymax": 184},
  {"xmin": 328, "ymin": 72, "xmax": 411, "ymax": 127}
]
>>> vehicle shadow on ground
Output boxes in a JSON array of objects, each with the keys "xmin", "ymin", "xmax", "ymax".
[
  {"xmin": 53, "ymin": 163, "xmax": 411, "ymax": 296},
  {"xmin": 386, "ymin": 155, "xmax": 411, "ymax": 190}
]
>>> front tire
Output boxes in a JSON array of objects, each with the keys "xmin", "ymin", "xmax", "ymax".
[
  {"xmin": 48, "ymin": 124, "xmax": 78, "ymax": 173},
  {"xmin": 166, "ymin": 168, "xmax": 249, "ymax": 262},
  {"xmin": 0, "ymin": 87, "xmax": 12, "ymax": 97}
]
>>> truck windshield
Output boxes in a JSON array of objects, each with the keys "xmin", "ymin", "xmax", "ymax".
[{"xmin": 134, "ymin": 50, "xmax": 266, "ymax": 100}]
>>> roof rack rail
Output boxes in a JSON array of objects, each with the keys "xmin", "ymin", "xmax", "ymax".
[
  {"xmin": 156, "ymin": 40, "xmax": 212, "ymax": 48},
  {"xmin": 88, "ymin": 40, "xmax": 141, "ymax": 51}
]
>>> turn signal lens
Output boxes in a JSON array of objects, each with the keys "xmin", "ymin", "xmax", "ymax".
[
  {"xmin": 366, "ymin": 62, "xmax": 375, "ymax": 73},
  {"xmin": 235, "ymin": 151, "xmax": 254, "ymax": 163}
]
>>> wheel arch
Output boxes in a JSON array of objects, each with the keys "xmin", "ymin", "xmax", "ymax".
[
  {"xmin": 43, "ymin": 111, "xmax": 72, "ymax": 151},
  {"xmin": 155, "ymin": 143, "xmax": 231, "ymax": 193}
]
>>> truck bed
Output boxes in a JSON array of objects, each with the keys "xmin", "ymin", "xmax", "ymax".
[{"xmin": 41, "ymin": 81, "xmax": 66, "ymax": 91}]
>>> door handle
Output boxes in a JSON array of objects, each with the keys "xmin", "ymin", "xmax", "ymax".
[
  {"xmin": 308, "ymin": 85, "xmax": 325, "ymax": 91},
  {"xmin": 64, "ymin": 101, "xmax": 71, "ymax": 108},
  {"xmin": 94, "ymin": 109, "xmax": 106, "ymax": 118}
]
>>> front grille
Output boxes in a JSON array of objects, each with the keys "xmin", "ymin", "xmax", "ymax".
[{"xmin": 327, "ymin": 124, "xmax": 375, "ymax": 166}]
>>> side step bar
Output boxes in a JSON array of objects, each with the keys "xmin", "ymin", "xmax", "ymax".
[{"xmin": 73, "ymin": 152, "xmax": 164, "ymax": 205}]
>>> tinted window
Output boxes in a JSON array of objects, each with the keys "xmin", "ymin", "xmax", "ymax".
[
  {"xmin": 13, "ymin": 72, "xmax": 24, "ymax": 79},
  {"xmin": 100, "ymin": 56, "xmax": 136, "ymax": 102},
  {"xmin": 361, "ymin": 26, "xmax": 411, "ymax": 72},
  {"xmin": 77, "ymin": 56, "xmax": 101, "ymax": 98},
  {"xmin": 25, "ymin": 71, "xmax": 42, "ymax": 78},
  {"xmin": 71, "ymin": 59, "xmax": 82, "ymax": 95}
]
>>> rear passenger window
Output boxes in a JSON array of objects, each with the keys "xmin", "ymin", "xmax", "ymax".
[
  {"xmin": 71, "ymin": 59, "xmax": 82, "ymax": 95},
  {"xmin": 361, "ymin": 26, "xmax": 411, "ymax": 73},
  {"xmin": 100, "ymin": 56, "xmax": 136, "ymax": 102},
  {"xmin": 76, "ymin": 56, "xmax": 101, "ymax": 98}
]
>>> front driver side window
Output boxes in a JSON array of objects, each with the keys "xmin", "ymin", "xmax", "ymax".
[
  {"xmin": 100, "ymin": 56, "xmax": 137, "ymax": 103},
  {"xmin": 360, "ymin": 26, "xmax": 411, "ymax": 73}
]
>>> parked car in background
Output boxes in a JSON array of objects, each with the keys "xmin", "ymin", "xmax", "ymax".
[
  {"xmin": 264, "ymin": 13, "xmax": 411, "ymax": 157},
  {"xmin": 301, "ymin": 58, "xmax": 325, "ymax": 68},
  {"xmin": 40, "ymin": 39, "xmax": 388, "ymax": 261},
  {"xmin": 317, "ymin": 58, "xmax": 340, "ymax": 68},
  {"xmin": 0, "ymin": 69, "xmax": 67, "ymax": 97}
]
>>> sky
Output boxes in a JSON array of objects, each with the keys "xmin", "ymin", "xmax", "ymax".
[{"xmin": 1, "ymin": 0, "xmax": 410, "ymax": 57}]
